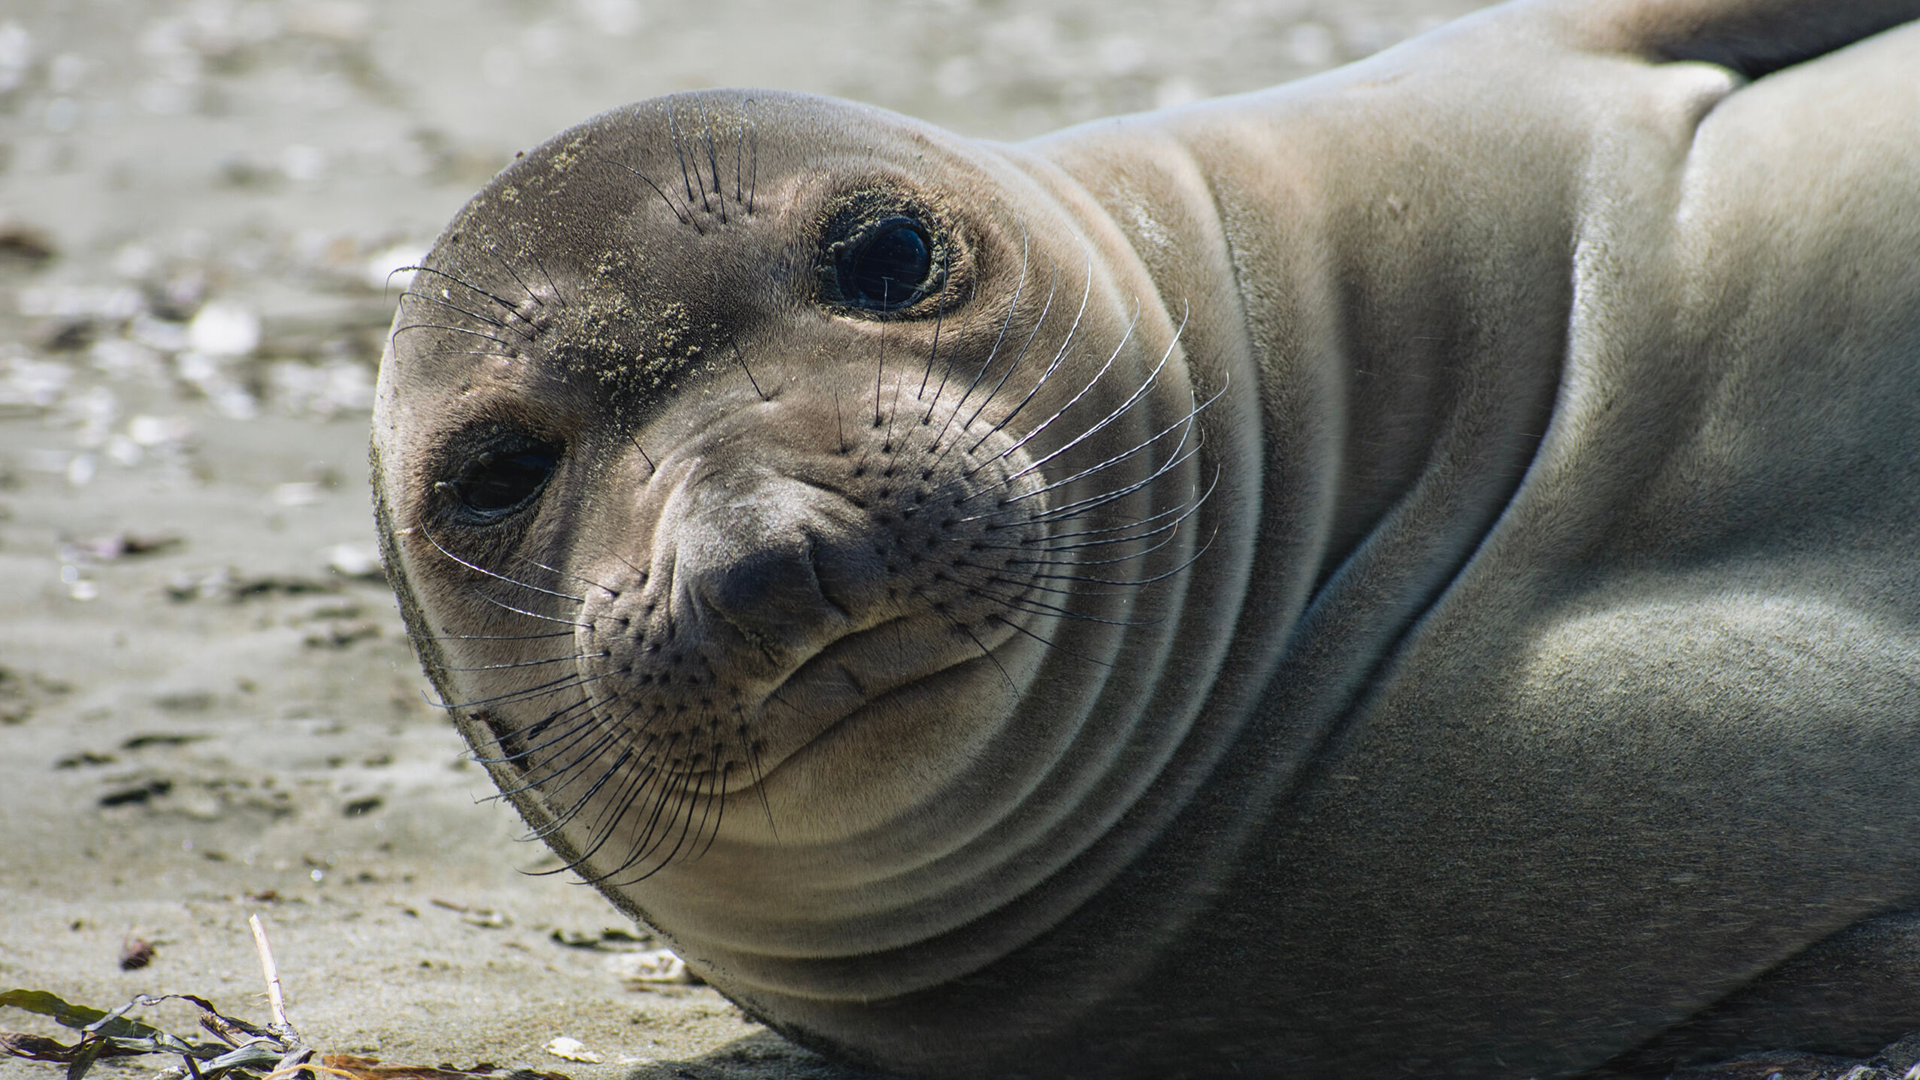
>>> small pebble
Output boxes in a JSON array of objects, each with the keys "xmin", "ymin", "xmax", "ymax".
[{"xmin": 543, "ymin": 1037, "xmax": 601, "ymax": 1064}]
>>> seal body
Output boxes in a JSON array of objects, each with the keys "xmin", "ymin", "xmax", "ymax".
[{"xmin": 372, "ymin": 1, "xmax": 1920, "ymax": 1076}]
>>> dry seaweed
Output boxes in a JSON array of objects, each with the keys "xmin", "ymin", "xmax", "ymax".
[{"xmin": 0, "ymin": 917, "xmax": 570, "ymax": 1080}]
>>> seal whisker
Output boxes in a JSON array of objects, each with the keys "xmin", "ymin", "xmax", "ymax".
[
  {"xmin": 1009, "ymin": 527, "xmax": 1216, "ymax": 584},
  {"xmin": 730, "ymin": 334, "xmax": 768, "ymax": 401},
  {"xmin": 492, "ymin": 718, "xmax": 621, "ymax": 797},
  {"xmin": 582, "ymin": 755, "xmax": 697, "ymax": 883},
  {"xmin": 922, "ymin": 276, "xmax": 979, "ymax": 424},
  {"xmin": 443, "ymin": 651, "xmax": 607, "ymax": 673},
  {"xmin": 740, "ymin": 730, "xmax": 779, "ymax": 839},
  {"xmin": 989, "ymin": 469, "xmax": 1218, "ymax": 551},
  {"xmin": 506, "ymin": 712, "xmax": 649, "ymax": 809},
  {"xmin": 950, "ymin": 566, "xmax": 1104, "ymax": 598},
  {"xmin": 525, "ymin": 765, "xmax": 653, "ymax": 871},
  {"xmin": 930, "ymin": 225, "xmax": 1027, "ymax": 436},
  {"xmin": 984, "ymin": 613, "xmax": 1114, "ymax": 669},
  {"xmin": 513, "ymin": 741, "xmax": 633, "ymax": 838},
  {"xmin": 984, "ymin": 522, "xmax": 1188, "ymax": 570},
  {"xmin": 999, "ymin": 376, "xmax": 1221, "ymax": 516},
  {"xmin": 697, "ymin": 95, "xmax": 727, "ymax": 224},
  {"xmin": 957, "ymin": 576, "xmax": 1143, "ymax": 626},
  {"xmin": 485, "ymin": 692, "xmax": 592, "ymax": 746},
  {"xmin": 996, "ymin": 405, "xmax": 1196, "ymax": 508},
  {"xmin": 956, "ymin": 253, "xmax": 1062, "ymax": 440},
  {"xmin": 999, "ymin": 300, "xmax": 1187, "ymax": 482},
  {"xmin": 397, "ymin": 269, "xmax": 541, "ymax": 334},
  {"xmin": 622, "ymin": 765, "xmax": 720, "ymax": 883},
  {"xmin": 591, "ymin": 546, "xmax": 652, "ymax": 588},
  {"xmin": 390, "ymin": 322, "xmax": 516, "ymax": 348},
  {"xmin": 416, "ymin": 522, "xmax": 588, "ymax": 604},
  {"xmin": 883, "ymin": 296, "xmax": 912, "ymax": 448},
  {"xmin": 964, "ymin": 247, "xmax": 1093, "ymax": 448},
  {"xmin": 417, "ymin": 629, "xmax": 577, "ymax": 642},
  {"xmin": 508, "ymin": 553, "xmax": 623, "ymax": 598},
  {"xmin": 400, "ymin": 264, "xmax": 541, "ymax": 324},
  {"xmin": 504, "ymin": 700, "xmax": 655, "ymax": 799},
  {"xmin": 525, "ymin": 254, "xmax": 569, "ymax": 310},
  {"xmin": 691, "ymin": 763, "xmax": 731, "ymax": 862},
  {"xmin": 469, "ymin": 696, "xmax": 597, "ymax": 763},
  {"xmin": 399, "ymin": 290, "xmax": 537, "ymax": 343},
  {"xmin": 428, "ymin": 671, "xmax": 597, "ymax": 712},
  {"xmin": 400, "ymin": 347, "xmax": 520, "ymax": 363},
  {"xmin": 1011, "ymin": 511, "xmax": 1204, "ymax": 560},
  {"xmin": 488, "ymin": 249, "xmax": 550, "ymax": 311},
  {"xmin": 969, "ymin": 299, "xmax": 1144, "ymax": 481},
  {"xmin": 1021, "ymin": 440, "xmax": 1204, "ymax": 527},
  {"xmin": 746, "ymin": 106, "xmax": 758, "ymax": 215},
  {"xmin": 476, "ymin": 594, "xmax": 592, "ymax": 628},
  {"xmin": 581, "ymin": 769, "xmax": 686, "ymax": 884},
  {"xmin": 917, "ymin": 248, "xmax": 956, "ymax": 402},
  {"xmin": 513, "ymin": 750, "xmax": 650, "ymax": 853},
  {"xmin": 608, "ymin": 160, "xmax": 695, "ymax": 227},
  {"xmin": 874, "ymin": 290, "xmax": 888, "ymax": 429},
  {"xmin": 731, "ymin": 102, "xmax": 745, "ymax": 207},
  {"xmin": 935, "ymin": 607, "xmax": 1017, "ymax": 691},
  {"xmin": 626, "ymin": 431, "xmax": 658, "ymax": 476},
  {"xmin": 667, "ymin": 101, "xmax": 711, "ymax": 218},
  {"xmin": 969, "ymin": 572, "xmax": 1172, "ymax": 607}
]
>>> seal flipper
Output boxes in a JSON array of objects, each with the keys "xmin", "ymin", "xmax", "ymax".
[
  {"xmin": 1589, "ymin": 911, "xmax": 1920, "ymax": 1078},
  {"xmin": 1551, "ymin": 0, "xmax": 1920, "ymax": 78}
]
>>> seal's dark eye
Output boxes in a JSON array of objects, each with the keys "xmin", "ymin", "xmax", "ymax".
[
  {"xmin": 837, "ymin": 216, "xmax": 934, "ymax": 311},
  {"xmin": 443, "ymin": 440, "xmax": 559, "ymax": 521}
]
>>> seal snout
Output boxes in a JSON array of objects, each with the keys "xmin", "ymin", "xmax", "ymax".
[
  {"xmin": 668, "ymin": 469, "xmax": 869, "ymax": 670},
  {"xmin": 565, "ymin": 378, "xmax": 1057, "ymax": 787}
]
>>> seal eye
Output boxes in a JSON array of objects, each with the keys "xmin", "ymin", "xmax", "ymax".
[
  {"xmin": 444, "ymin": 440, "xmax": 559, "ymax": 521},
  {"xmin": 837, "ymin": 217, "xmax": 935, "ymax": 310}
]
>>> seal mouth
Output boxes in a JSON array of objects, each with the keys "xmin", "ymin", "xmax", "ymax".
[{"xmin": 741, "ymin": 608, "xmax": 991, "ymax": 786}]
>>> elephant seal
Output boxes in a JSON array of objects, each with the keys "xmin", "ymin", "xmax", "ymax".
[{"xmin": 371, "ymin": 0, "xmax": 1920, "ymax": 1076}]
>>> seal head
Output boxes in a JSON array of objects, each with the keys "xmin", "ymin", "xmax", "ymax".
[{"xmin": 372, "ymin": 89, "xmax": 1248, "ymax": 1011}]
